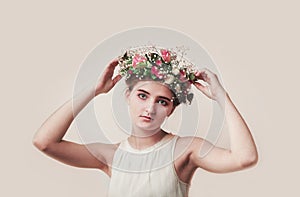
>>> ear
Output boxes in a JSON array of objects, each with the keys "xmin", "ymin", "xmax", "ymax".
[
  {"xmin": 167, "ymin": 106, "xmax": 176, "ymax": 117},
  {"xmin": 125, "ymin": 88, "xmax": 131, "ymax": 104}
]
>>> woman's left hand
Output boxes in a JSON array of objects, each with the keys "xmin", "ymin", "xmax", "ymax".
[{"xmin": 192, "ymin": 68, "xmax": 226, "ymax": 101}]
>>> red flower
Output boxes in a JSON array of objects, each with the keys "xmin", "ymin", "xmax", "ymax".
[
  {"xmin": 160, "ymin": 49, "xmax": 171, "ymax": 63},
  {"xmin": 132, "ymin": 54, "xmax": 147, "ymax": 68},
  {"xmin": 155, "ymin": 59, "xmax": 162, "ymax": 66},
  {"xmin": 151, "ymin": 66, "xmax": 164, "ymax": 79},
  {"xmin": 179, "ymin": 70, "xmax": 188, "ymax": 82}
]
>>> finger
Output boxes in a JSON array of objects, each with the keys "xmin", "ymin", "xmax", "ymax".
[
  {"xmin": 195, "ymin": 71, "xmax": 204, "ymax": 78},
  {"xmin": 112, "ymin": 74, "xmax": 122, "ymax": 85},
  {"xmin": 107, "ymin": 58, "xmax": 119, "ymax": 69},
  {"xmin": 198, "ymin": 67, "xmax": 212, "ymax": 73},
  {"xmin": 194, "ymin": 70, "xmax": 208, "ymax": 81},
  {"xmin": 193, "ymin": 81, "xmax": 206, "ymax": 92},
  {"xmin": 103, "ymin": 58, "xmax": 119, "ymax": 76},
  {"xmin": 193, "ymin": 81, "xmax": 212, "ymax": 98},
  {"xmin": 199, "ymin": 68, "xmax": 217, "ymax": 79}
]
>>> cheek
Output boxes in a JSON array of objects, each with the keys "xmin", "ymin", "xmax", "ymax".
[
  {"xmin": 154, "ymin": 104, "xmax": 170, "ymax": 116},
  {"xmin": 132, "ymin": 97, "xmax": 144, "ymax": 108},
  {"xmin": 129, "ymin": 97, "xmax": 144, "ymax": 113}
]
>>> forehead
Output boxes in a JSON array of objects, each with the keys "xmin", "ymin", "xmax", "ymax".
[{"xmin": 132, "ymin": 81, "xmax": 173, "ymax": 98}]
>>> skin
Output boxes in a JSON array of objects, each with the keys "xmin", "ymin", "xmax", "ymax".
[
  {"xmin": 33, "ymin": 58, "xmax": 258, "ymax": 184},
  {"xmin": 126, "ymin": 81, "xmax": 174, "ymax": 138}
]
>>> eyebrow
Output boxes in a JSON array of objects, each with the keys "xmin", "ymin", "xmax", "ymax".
[{"xmin": 137, "ymin": 89, "xmax": 172, "ymax": 102}]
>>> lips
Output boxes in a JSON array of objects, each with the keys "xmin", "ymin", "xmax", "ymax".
[{"xmin": 139, "ymin": 115, "xmax": 153, "ymax": 121}]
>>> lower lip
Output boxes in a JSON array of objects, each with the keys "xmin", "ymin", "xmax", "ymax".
[{"xmin": 140, "ymin": 116, "xmax": 152, "ymax": 122}]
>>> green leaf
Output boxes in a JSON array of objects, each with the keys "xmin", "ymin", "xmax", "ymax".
[{"xmin": 189, "ymin": 73, "xmax": 195, "ymax": 81}]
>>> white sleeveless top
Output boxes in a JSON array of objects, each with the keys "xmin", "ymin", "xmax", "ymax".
[{"xmin": 108, "ymin": 135, "xmax": 190, "ymax": 197}]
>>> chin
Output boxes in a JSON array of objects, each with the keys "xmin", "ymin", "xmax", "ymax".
[{"xmin": 134, "ymin": 124, "xmax": 162, "ymax": 134}]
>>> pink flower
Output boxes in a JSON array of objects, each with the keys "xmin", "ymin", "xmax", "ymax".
[
  {"xmin": 132, "ymin": 54, "xmax": 147, "ymax": 68},
  {"xmin": 160, "ymin": 49, "xmax": 171, "ymax": 63},
  {"xmin": 155, "ymin": 59, "xmax": 162, "ymax": 66},
  {"xmin": 151, "ymin": 66, "xmax": 164, "ymax": 79},
  {"xmin": 179, "ymin": 70, "xmax": 188, "ymax": 82}
]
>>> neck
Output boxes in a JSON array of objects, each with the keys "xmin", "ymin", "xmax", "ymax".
[{"xmin": 128, "ymin": 128, "xmax": 169, "ymax": 150}]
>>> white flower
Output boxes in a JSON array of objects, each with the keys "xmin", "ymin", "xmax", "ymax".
[
  {"xmin": 175, "ymin": 84, "xmax": 181, "ymax": 92},
  {"xmin": 172, "ymin": 67, "xmax": 180, "ymax": 75},
  {"xmin": 165, "ymin": 74, "xmax": 175, "ymax": 84}
]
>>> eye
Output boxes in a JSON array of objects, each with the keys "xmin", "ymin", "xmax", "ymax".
[
  {"xmin": 157, "ymin": 100, "xmax": 168, "ymax": 106},
  {"xmin": 138, "ymin": 93, "xmax": 147, "ymax": 100}
]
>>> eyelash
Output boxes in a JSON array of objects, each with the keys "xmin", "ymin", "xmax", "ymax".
[
  {"xmin": 138, "ymin": 93, "xmax": 147, "ymax": 100},
  {"xmin": 158, "ymin": 100, "xmax": 168, "ymax": 106},
  {"xmin": 137, "ymin": 93, "xmax": 169, "ymax": 106}
]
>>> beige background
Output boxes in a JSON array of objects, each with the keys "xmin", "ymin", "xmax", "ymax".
[{"xmin": 1, "ymin": 0, "xmax": 299, "ymax": 196}]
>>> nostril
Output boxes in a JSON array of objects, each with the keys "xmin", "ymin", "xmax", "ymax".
[{"xmin": 146, "ymin": 104, "xmax": 156, "ymax": 114}]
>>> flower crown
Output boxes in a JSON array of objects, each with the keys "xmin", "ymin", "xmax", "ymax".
[{"xmin": 118, "ymin": 46, "xmax": 197, "ymax": 105}]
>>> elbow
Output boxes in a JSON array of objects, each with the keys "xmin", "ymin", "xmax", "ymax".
[
  {"xmin": 239, "ymin": 152, "xmax": 259, "ymax": 169},
  {"xmin": 32, "ymin": 134, "xmax": 51, "ymax": 152},
  {"xmin": 32, "ymin": 138, "xmax": 47, "ymax": 152}
]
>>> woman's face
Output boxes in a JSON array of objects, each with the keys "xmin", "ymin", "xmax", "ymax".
[{"xmin": 126, "ymin": 81, "xmax": 175, "ymax": 136}]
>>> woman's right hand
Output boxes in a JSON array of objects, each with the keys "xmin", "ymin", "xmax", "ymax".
[{"xmin": 95, "ymin": 59, "xmax": 122, "ymax": 95}]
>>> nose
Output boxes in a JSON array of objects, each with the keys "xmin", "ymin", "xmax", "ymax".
[{"xmin": 145, "ymin": 100, "xmax": 156, "ymax": 115}]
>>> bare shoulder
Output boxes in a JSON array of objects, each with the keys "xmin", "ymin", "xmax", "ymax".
[
  {"xmin": 173, "ymin": 135, "xmax": 205, "ymax": 166},
  {"xmin": 174, "ymin": 136, "xmax": 205, "ymax": 155}
]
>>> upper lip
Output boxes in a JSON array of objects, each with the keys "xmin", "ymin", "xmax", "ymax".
[{"xmin": 140, "ymin": 115, "xmax": 153, "ymax": 120}]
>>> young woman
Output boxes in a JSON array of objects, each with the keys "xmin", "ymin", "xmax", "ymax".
[{"xmin": 33, "ymin": 47, "xmax": 258, "ymax": 197}]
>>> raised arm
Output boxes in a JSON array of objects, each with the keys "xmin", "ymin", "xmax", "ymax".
[
  {"xmin": 189, "ymin": 68, "xmax": 258, "ymax": 173},
  {"xmin": 32, "ymin": 59, "xmax": 122, "ymax": 174}
]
